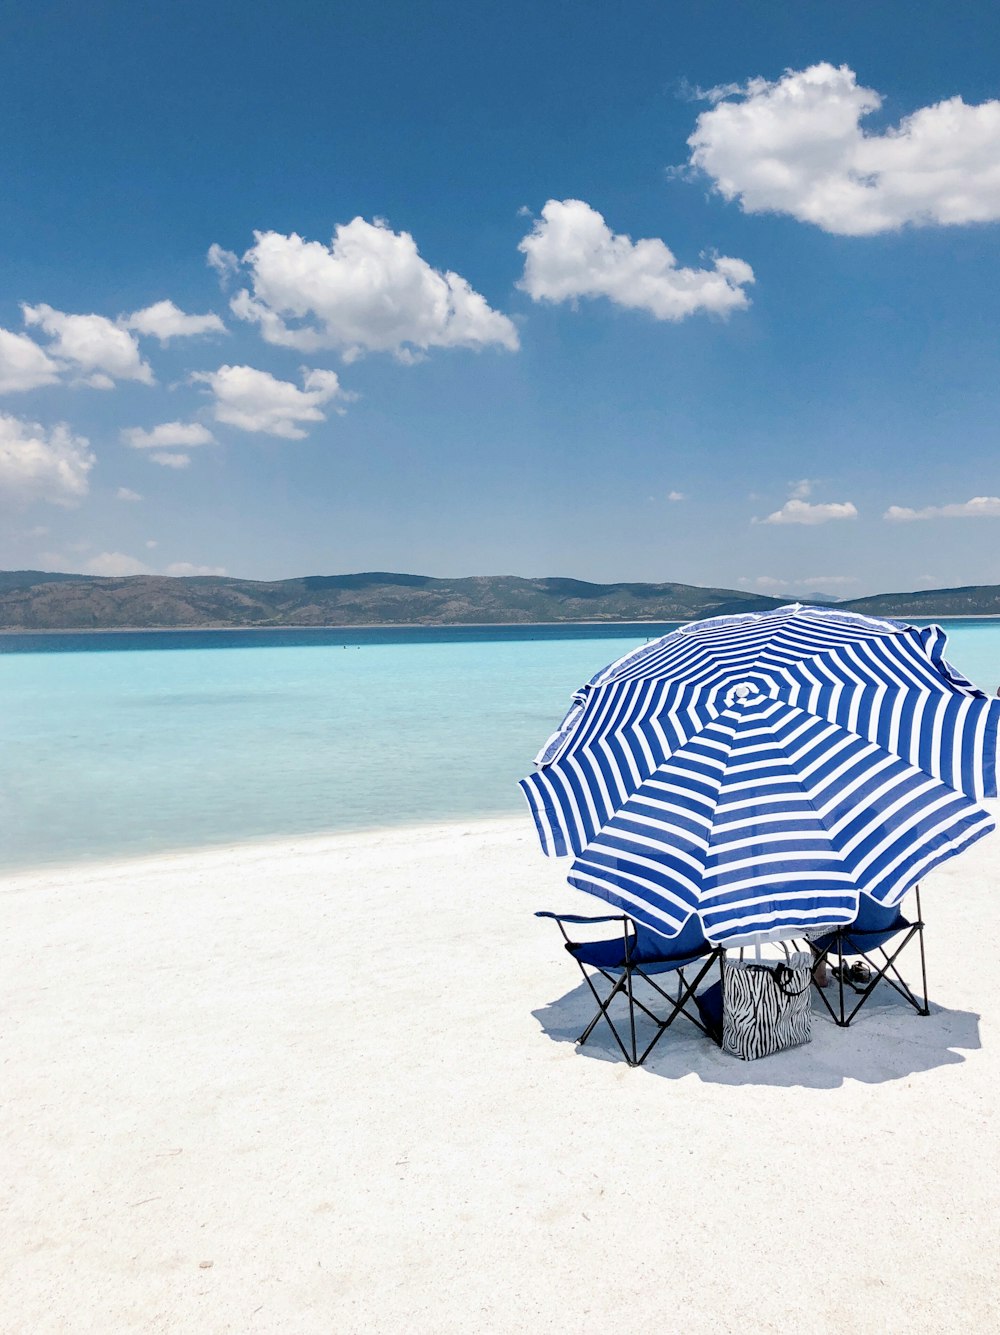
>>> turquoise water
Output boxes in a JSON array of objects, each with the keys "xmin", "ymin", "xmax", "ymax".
[
  {"xmin": 3, "ymin": 620, "xmax": 1000, "ymax": 872},
  {"xmin": 0, "ymin": 624, "xmax": 679, "ymax": 871}
]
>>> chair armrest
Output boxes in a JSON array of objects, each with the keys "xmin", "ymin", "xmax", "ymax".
[{"xmin": 535, "ymin": 911, "xmax": 628, "ymax": 924}]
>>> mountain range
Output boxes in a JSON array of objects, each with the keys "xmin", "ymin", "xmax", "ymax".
[{"xmin": 0, "ymin": 570, "xmax": 998, "ymax": 630}]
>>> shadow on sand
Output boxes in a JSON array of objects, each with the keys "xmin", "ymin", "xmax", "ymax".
[{"xmin": 532, "ymin": 977, "xmax": 981, "ymax": 1088}]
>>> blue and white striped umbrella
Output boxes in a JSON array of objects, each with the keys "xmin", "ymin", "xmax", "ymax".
[{"xmin": 520, "ymin": 605, "xmax": 999, "ymax": 947}]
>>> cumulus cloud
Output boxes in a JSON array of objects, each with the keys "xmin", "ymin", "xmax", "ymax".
[
  {"xmin": 83, "ymin": 552, "xmax": 153, "ymax": 576},
  {"xmin": 667, "ymin": 490, "xmax": 686, "ymax": 501},
  {"xmin": 207, "ymin": 243, "xmax": 240, "ymax": 284},
  {"xmin": 884, "ymin": 496, "xmax": 1000, "ymax": 520},
  {"xmin": 0, "ymin": 327, "xmax": 62, "ymax": 393},
  {"xmin": 518, "ymin": 199, "xmax": 754, "ymax": 319},
  {"xmin": 0, "ymin": 413, "xmax": 95, "ymax": 506},
  {"xmin": 22, "ymin": 303, "xmax": 153, "ymax": 386},
  {"xmin": 165, "ymin": 562, "xmax": 228, "ymax": 577},
  {"xmin": 150, "ymin": 452, "xmax": 191, "ymax": 469},
  {"xmin": 756, "ymin": 498, "xmax": 858, "ymax": 525},
  {"xmin": 687, "ymin": 62, "xmax": 1000, "ymax": 236},
  {"xmin": 115, "ymin": 487, "xmax": 143, "ymax": 502},
  {"xmin": 122, "ymin": 421, "xmax": 215, "ymax": 450},
  {"xmin": 193, "ymin": 364, "xmax": 346, "ymax": 439},
  {"xmin": 125, "ymin": 300, "xmax": 226, "ymax": 342},
  {"xmin": 229, "ymin": 218, "xmax": 519, "ymax": 360}
]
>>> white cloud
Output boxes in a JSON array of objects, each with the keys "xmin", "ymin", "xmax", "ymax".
[
  {"xmin": 788, "ymin": 478, "xmax": 814, "ymax": 500},
  {"xmin": 740, "ymin": 574, "xmax": 859, "ymax": 589},
  {"xmin": 193, "ymin": 364, "xmax": 346, "ymax": 439},
  {"xmin": 78, "ymin": 551, "xmax": 226, "ymax": 576},
  {"xmin": 83, "ymin": 552, "xmax": 153, "ymax": 576},
  {"xmin": 126, "ymin": 300, "xmax": 226, "ymax": 342},
  {"xmin": 165, "ymin": 562, "xmax": 228, "ymax": 577},
  {"xmin": 756, "ymin": 498, "xmax": 858, "ymax": 525},
  {"xmin": 207, "ymin": 243, "xmax": 240, "ymax": 284},
  {"xmin": 0, "ymin": 413, "xmax": 95, "ymax": 506},
  {"xmin": 667, "ymin": 490, "xmax": 686, "ymax": 501},
  {"xmin": 146, "ymin": 540, "xmax": 158, "ymax": 548},
  {"xmin": 122, "ymin": 421, "xmax": 216, "ymax": 450},
  {"xmin": 740, "ymin": 576, "xmax": 785, "ymax": 590},
  {"xmin": 122, "ymin": 422, "xmax": 215, "ymax": 470},
  {"xmin": 687, "ymin": 63, "xmax": 1000, "ymax": 236},
  {"xmin": 0, "ymin": 327, "xmax": 62, "ymax": 393},
  {"xmin": 115, "ymin": 487, "xmax": 143, "ymax": 502},
  {"xmin": 22, "ymin": 303, "xmax": 153, "ymax": 386},
  {"xmin": 230, "ymin": 219, "xmax": 519, "ymax": 360},
  {"xmin": 518, "ymin": 199, "xmax": 754, "ymax": 319},
  {"xmin": 884, "ymin": 496, "xmax": 1000, "ymax": 520}
]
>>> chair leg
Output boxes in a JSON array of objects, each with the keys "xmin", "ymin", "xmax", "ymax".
[
  {"xmin": 666, "ymin": 949, "xmax": 724, "ymax": 1036},
  {"xmin": 572, "ymin": 947, "xmax": 726, "ymax": 1067},
  {"xmin": 878, "ymin": 938, "xmax": 927, "ymax": 1012},
  {"xmin": 577, "ymin": 970, "xmax": 626, "ymax": 1046},
  {"xmin": 816, "ymin": 915, "xmax": 929, "ymax": 1027},
  {"xmin": 573, "ymin": 965, "xmax": 637, "ymax": 1064},
  {"xmin": 577, "ymin": 965, "xmax": 673, "ymax": 1042},
  {"xmin": 811, "ymin": 942, "xmax": 849, "ymax": 1026},
  {"xmin": 625, "ymin": 964, "xmax": 639, "ymax": 1066},
  {"xmin": 840, "ymin": 936, "xmax": 926, "ymax": 1025},
  {"xmin": 915, "ymin": 888, "xmax": 930, "ymax": 1016},
  {"xmin": 834, "ymin": 944, "xmax": 849, "ymax": 1025},
  {"xmin": 633, "ymin": 949, "xmax": 723, "ymax": 1066}
]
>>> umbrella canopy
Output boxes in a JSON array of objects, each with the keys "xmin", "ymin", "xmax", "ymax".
[{"xmin": 520, "ymin": 605, "xmax": 999, "ymax": 947}]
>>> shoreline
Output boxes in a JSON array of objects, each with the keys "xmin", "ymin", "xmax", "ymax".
[
  {"xmin": 4, "ymin": 613, "xmax": 1000, "ymax": 638},
  {"xmin": 0, "ymin": 812, "xmax": 529, "ymax": 890},
  {"xmin": 0, "ymin": 619, "xmax": 686, "ymax": 636}
]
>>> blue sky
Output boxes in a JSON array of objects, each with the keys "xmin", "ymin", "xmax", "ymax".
[{"xmin": 2, "ymin": 0, "xmax": 999, "ymax": 596}]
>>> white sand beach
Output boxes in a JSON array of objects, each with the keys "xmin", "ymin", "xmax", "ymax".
[{"xmin": 2, "ymin": 813, "xmax": 999, "ymax": 1334}]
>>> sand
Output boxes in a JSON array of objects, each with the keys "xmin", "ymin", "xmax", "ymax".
[{"xmin": 2, "ymin": 812, "xmax": 999, "ymax": 1334}]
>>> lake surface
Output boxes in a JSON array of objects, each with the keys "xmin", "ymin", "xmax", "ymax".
[{"xmin": 3, "ymin": 619, "xmax": 1000, "ymax": 872}]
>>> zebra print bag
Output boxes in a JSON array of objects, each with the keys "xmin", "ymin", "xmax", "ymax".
[{"xmin": 722, "ymin": 944, "xmax": 813, "ymax": 1061}]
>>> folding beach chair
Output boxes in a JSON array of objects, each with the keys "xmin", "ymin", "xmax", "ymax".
[
  {"xmin": 810, "ymin": 888, "xmax": 929, "ymax": 1027},
  {"xmin": 536, "ymin": 910, "xmax": 724, "ymax": 1066}
]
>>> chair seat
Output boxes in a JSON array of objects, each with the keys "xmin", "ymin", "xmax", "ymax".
[
  {"xmin": 812, "ymin": 908, "xmax": 913, "ymax": 957},
  {"xmin": 567, "ymin": 912, "xmax": 710, "ymax": 975},
  {"xmin": 567, "ymin": 934, "xmax": 707, "ymax": 974}
]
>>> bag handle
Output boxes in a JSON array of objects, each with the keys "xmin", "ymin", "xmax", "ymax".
[
  {"xmin": 734, "ymin": 955, "xmax": 812, "ymax": 999},
  {"xmin": 770, "ymin": 963, "xmax": 811, "ymax": 998},
  {"xmin": 735, "ymin": 938, "xmax": 806, "ymax": 964}
]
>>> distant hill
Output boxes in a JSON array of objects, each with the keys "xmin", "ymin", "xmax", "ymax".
[
  {"xmin": 838, "ymin": 585, "xmax": 1000, "ymax": 618},
  {"xmin": 1, "ymin": 570, "xmax": 997, "ymax": 631},
  {"xmin": 0, "ymin": 570, "xmax": 787, "ymax": 629},
  {"xmin": 0, "ymin": 570, "xmax": 96, "ymax": 593}
]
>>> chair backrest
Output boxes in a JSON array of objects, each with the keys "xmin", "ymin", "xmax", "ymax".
[
  {"xmin": 632, "ymin": 912, "xmax": 708, "ymax": 962},
  {"xmin": 853, "ymin": 893, "xmax": 909, "ymax": 934}
]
